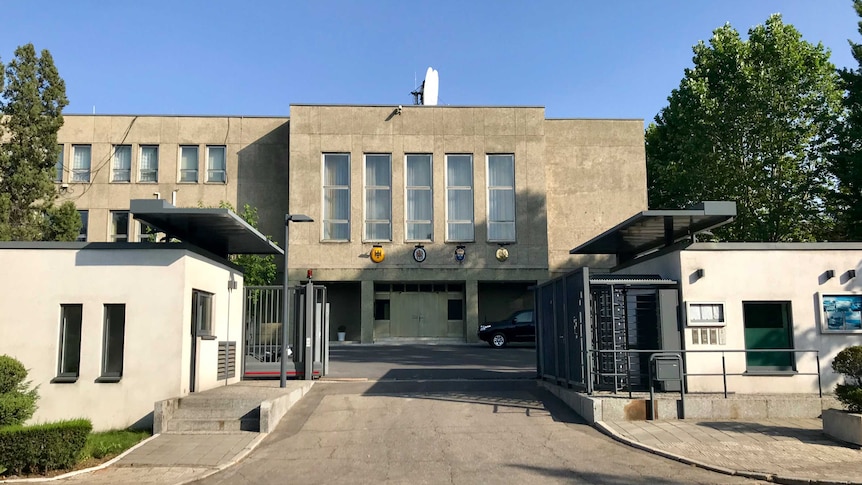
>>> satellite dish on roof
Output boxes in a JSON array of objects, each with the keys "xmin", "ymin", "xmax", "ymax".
[
  {"xmin": 424, "ymin": 67, "xmax": 439, "ymax": 106},
  {"xmin": 410, "ymin": 67, "xmax": 440, "ymax": 106}
]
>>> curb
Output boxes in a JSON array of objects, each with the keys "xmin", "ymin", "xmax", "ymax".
[
  {"xmin": 0, "ymin": 433, "xmax": 160, "ymax": 483},
  {"xmin": 594, "ymin": 422, "xmax": 862, "ymax": 485}
]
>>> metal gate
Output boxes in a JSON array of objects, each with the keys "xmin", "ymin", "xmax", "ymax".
[{"xmin": 242, "ymin": 284, "xmax": 329, "ymax": 379}]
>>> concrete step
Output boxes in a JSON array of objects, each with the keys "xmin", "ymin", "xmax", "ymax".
[
  {"xmin": 173, "ymin": 406, "xmax": 260, "ymax": 420},
  {"xmin": 177, "ymin": 397, "xmax": 262, "ymax": 410},
  {"xmin": 166, "ymin": 417, "xmax": 260, "ymax": 433}
]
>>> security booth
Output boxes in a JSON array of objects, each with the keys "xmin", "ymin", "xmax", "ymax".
[{"xmin": 536, "ymin": 202, "xmax": 737, "ymax": 394}]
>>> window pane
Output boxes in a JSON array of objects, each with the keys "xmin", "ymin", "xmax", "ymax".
[
  {"xmin": 406, "ymin": 155, "xmax": 431, "ymax": 185},
  {"xmin": 488, "ymin": 222, "xmax": 516, "ymax": 241},
  {"xmin": 323, "ymin": 221, "xmax": 349, "ymax": 240},
  {"xmin": 489, "ymin": 188, "xmax": 515, "ymax": 220},
  {"xmin": 407, "ymin": 222, "xmax": 433, "ymax": 241},
  {"xmin": 366, "ymin": 189, "xmax": 391, "ymax": 219},
  {"xmin": 447, "ymin": 300, "xmax": 464, "ymax": 320},
  {"xmin": 324, "ymin": 154, "xmax": 349, "ymax": 185},
  {"xmin": 193, "ymin": 290, "xmax": 213, "ymax": 335},
  {"xmin": 207, "ymin": 146, "xmax": 226, "ymax": 183},
  {"xmin": 112, "ymin": 211, "xmax": 129, "ymax": 242},
  {"xmin": 138, "ymin": 220, "xmax": 158, "ymax": 242},
  {"xmin": 59, "ymin": 304, "xmax": 83, "ymax": 376},
  {"xmin": 447, "ymin": 155, "xmax": 472, "ymax": 186},
  {"xmin": 374, "ymin": 300, "xmax": 390, "ymax": 320},
  {"xmin": 448, "ymin": 222, "xmax": 474, "ymax": 241},
  {"xmin": 365, "ymin": 154, "xmax": 390, "ymax": 185},
  {"xmin": 112, "ymin": 145, "xmax": 131, "ymax": 182},
  {"xmin": 72, "ymin": 145, "xmax": 91, "ymax": 182},
  {"xmin": 365, "ymin": 155, "xmax": 390, "ymax": 240},
  {"xmin": 407, "ymin": 189, "xmax": 432, "ymax": 220},
  {"xmin": 140, "ymin": 146, "xmax": 159, "ymax": 182},
  {"xmin": 103, "ymin": 304, "xmax": 126, "ymax": 376},
  {"xmin": 366, "ymin": 222, "xmax": 391, "ymax": 241},
  {"xmin": 77, "ymin": 210, "xmax": 88, "ymax": 242},
  {"xmin": 55, "ymin": 146, "xmax": 63, "ymax": 182},
  {"xmin": 180, "ymin": 146, "xmax": 198, "ymax": 182},
  {"xmin": 324, "ymin": 188, "xmax": 349, "ymax": 220},
  {"xmin": 448, "ymin": 189, "xmax": 473, "ymax": 220},
  {"xmin": 488, "ymin": 155, "xmax": 514, "ymax": 186}
]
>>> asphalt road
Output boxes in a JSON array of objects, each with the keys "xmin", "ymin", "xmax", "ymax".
[{"xmin": 196, "ymin": 378, "xmax": 758, "ymax": 484}]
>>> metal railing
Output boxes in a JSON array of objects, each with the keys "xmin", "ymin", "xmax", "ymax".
[{"xmin": 586, "ymin": 348, "xmax": 822, "ymax": 398}]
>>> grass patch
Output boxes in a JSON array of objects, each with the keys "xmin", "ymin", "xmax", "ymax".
[{"xmin": 80, "ymin": 429, "xmax": 151, "ymax": 461}]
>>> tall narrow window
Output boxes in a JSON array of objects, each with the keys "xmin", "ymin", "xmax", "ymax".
[
  {"xmin": 207, "ymin": 146, "xmax": 226, "ymax": 183},
  {"xmin": 110, "ymin": 145, "xmax": 131, "ymax": 182},
  {"xmin": 56, "ymin": 304, "xmax": 83, "ymax": 382},
  {"xmin": 487, "ymin": 154, "xmax": 515, "ymax": 241},
  {"xmin": 365, "ymin": 154, "xmax": 391, "ymax": 241},
  {"xmin": 446, "ymin": 154, "xmax": 474, "ymax": 241},
  {"xmin": 111, "ymin": 211, "xmax": 129, "ymax": 242},
  {"xmin": 55, "ymin": 145, "xmax": 64, "ymax": 182},
  {"xmin": 406, "ymin": 154, "xmax": 433, "ymax": 241},
  {"xmin": 180, "ymin": 146, "xmax": 199, "ymax": 182},
  {"xmin": 323, "ymin": 153, "xmax": 350, "ymax": 241},
  {"xmin": 100, "ymin": 304, "xmax": 126, "ymax": 381},
  {"xmin": 139, "ymin": 145, "xmax": 159, "ymax": 182},
  {"xmin": 77, "ymin": 210, "xmax": 88, "ymax": 242},
  {"xmin": 192, "ymin": 290, "xmax": 214, "ymax": 336},
  {"xmin": 71, "ymin": 145, "xmax": 91, "ymax": 182}
]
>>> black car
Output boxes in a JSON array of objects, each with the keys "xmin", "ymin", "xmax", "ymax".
[{"xmin": 478, "ymin": 309, "xmax": 535, "ymax": 348}]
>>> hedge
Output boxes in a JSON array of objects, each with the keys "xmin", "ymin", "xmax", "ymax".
[{"xmin": 0, "ymin": 419, "xmax": 92, "ymax": 476}]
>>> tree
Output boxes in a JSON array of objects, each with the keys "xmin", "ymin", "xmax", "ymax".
[
  {"xmin": 646, "ymin": 15, "xmax": 842, "ymax": 241},
  {"xmin": 0, "ymin": 354, "xmax": 38, "ymax": 427},
  {"xmin": 825, "ymin": 0, "xmax": 862, "ymax": 241},
  {"xmin": 0, "ymin": 43, "xmax": 80, "ymax": 241}
]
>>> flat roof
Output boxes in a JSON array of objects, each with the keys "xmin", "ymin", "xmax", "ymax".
[
  {"xmin": 570, "ymin": 201, "xmax": 737, "ymax": 262},
  {"xmin": 130, "ymin": 200, "xmax": 283, "ymax": 258}
]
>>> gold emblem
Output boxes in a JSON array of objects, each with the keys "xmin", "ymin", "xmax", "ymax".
[{"xmin": 370, "ymin": 245, "xmax": 385, "ymax": 263}]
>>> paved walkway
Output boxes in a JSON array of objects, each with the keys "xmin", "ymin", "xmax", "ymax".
[{"xmin": 599, "ymin": 418, "xmax": 862, "ymax": 484}]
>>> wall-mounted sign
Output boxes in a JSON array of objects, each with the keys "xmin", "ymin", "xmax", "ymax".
[
  {"xmin": 370, "ymin": 245, "xmax": 385, "ymax": 263},
  {"xmin": 495, "ymin": 247, "xmax": 509, "ymax": 262},
  {"xmin": 454, "ymin": 245, "xmax": 466, "ymax": 263},
  {"xmin": 820, "ymin": 293, "xmax": 862, "ymax": 333},
  {"xmin": 413, "ymin": 246, "xmax": 426, "ymax": 263}
]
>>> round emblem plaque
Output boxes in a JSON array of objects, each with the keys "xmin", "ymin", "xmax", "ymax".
[
  {"xmin": 495, "ymin": 247, "xmax": 509, "ymax": 262},
  {"xmin": 413, "ymin": 246, "xmax": 427, "ymax": 263},
  {"xmin": 370, "ymin": 245, "xmax": 385, "ymax": 263}
]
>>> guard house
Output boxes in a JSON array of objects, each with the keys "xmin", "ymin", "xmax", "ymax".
[
  {"xmin": 536, "ymin": 202, "xmax": 862, "ymax": 400},
  {"xmin": 0, "ymin": 200, "xmax": 282, "ymax": 431}
]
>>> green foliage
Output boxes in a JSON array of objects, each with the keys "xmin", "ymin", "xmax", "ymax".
[
  {"xmin": 825, "ymin": 0, "xmax": 862, "ymax": 241},
  {"xmin": 0, "ymin": 43, "xmax": 78, "ymax": 241},
  {"xmin": 0, "ymin": 419, "xmax": 91, "ymax": 476},
  {"xmin": 213, "ymin": 202, "xmax": 278, "ymax": 286},
  {"xmin": 0, "ymin": 355, "xmax": 38, "ymax": 427},
  {"xmin": 80, "ymin": 429, "xmax": 150, "ymax": 460},
  {"xmin": 646, "ymin": 15, "xmax": 842, "ymax": 241},
  {"xmin": 833, "ymin": 346, "xmax": 862, "ymax": 413}
]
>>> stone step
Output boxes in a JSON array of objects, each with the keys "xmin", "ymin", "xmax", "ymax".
[
  {"xmin": 177, "ymin": 397, "xmax": 261, "ymax": 410},
  {"xmin": 166, "ymin": 417, "xmax": 259, "ymax": 433},
  {"xmin": 173, "ymin": 405, "xmax": 260, "ymax": 420}
]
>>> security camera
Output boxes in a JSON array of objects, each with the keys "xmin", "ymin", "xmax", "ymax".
[
  {"xmin": 396, "ymin": 105, "xmax": 403, "ymax": 114},
  {"xmin": 60, "ymin": 183, "xmax": 69, "ymax": 189}
]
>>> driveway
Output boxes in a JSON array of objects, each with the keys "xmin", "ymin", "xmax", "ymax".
[{"xmin": 197, "ymin": 345, "xmax": 755, "ymax": 485}]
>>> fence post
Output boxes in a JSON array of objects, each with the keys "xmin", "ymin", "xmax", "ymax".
[{"xmin": 722, "ymin": 352, "xmax": 727, "ymax": 399}]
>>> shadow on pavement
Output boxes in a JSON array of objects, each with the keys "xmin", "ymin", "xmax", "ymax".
[{"xmin": 505, "ymin": 465, "xmax": 717, "ymax": 485}]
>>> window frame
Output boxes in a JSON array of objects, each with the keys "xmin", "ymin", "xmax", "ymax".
[
  {"xmin": 686, "ymin": 302, "xmax": 726, "ymax": 327},
  {"xmin": 192, "ymin": 289, "xmax": 214, "ymax": 337},
  {"xmin": 98, "ymin": 304, "xmax": 126, "ymax": 382},
  {"xmin": 76, "ymin": 210, "xmax": 88, "ymax": 242},
  {"xmin": 322, "ymin": 153, "xmax": 351, "ymax": 242},
  {"xmin": 110, "ymin": 211, "xmax": 130, "ymax": 242},
  {"xmin": 206, "ymin": 145, "xmax": 227, "ymax": 183},
  {"xmin": 139, "ymin": 145, "xmax": 159, "ymax": 183},
  {"xmin": 137, "ymin": 219, "xmax": 159, "ymax": 242},
  {"xmin": 445, "ymin": 154, "xmax": 475, "ymax": 242},
  {"xmin": 54, "ymin": 304, "xmax": 83, "ymax": 383},
  {"xmin": 405, "ymin": 154, "xmax": 433, "ymax": 242},
  {"xmin": 55, "ymin": 144, "xmax": 64, "ymax": 183},
  {"xmin": 179, "ymin": 145, "xmax": 199, "ymax": 183},
  {"xmin": 363, "ymin": 153, "xmax": 392, "ymax": 242},
  {"xmin": 111, "ymin": 145, "xmax": 132, "ymax": 183},
  {"xmin": 71, "ymin": 144, "xmax": 91, "ymax": 183},
  {"xmin": 486, "ymin": 154, "xmax": 516, "ymax": 242}
]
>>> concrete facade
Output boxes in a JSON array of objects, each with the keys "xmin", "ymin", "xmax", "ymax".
[
  {"xmin": 615, "ymin": 243, "xmax": 862, "ymax": 393},
  {"xmin": 0, "ymin": 243, "xmax": 244, "ymax": 431},
  {"xmin": 57, "ymin": 106, "xmax": 648, "ymax": 344}
]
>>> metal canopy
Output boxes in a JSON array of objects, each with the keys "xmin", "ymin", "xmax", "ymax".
[
  {"xmin": 570, "ymin": 201, "xmax": 737, "ymax": 262},
  {"xmin": 130, "ymin": 199, "xmax": 283, "ymax": 258},
  {"xmin": 588, "ymin": 273, "xmax": 677, "ymax": 285}
]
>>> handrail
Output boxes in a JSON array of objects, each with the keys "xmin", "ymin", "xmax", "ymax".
[{"xmin": 585, "ymin": 348, "xmax": 822, "ymax": 398}]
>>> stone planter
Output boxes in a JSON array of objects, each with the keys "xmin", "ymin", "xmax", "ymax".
[{"xmin": 823, "ymin": 408, "xmax": 862, "ymax": 446}]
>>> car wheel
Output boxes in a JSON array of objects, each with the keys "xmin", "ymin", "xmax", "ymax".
[{"xmin": 491, "ymin": 333, "xmax": 507, "ymax": 348}]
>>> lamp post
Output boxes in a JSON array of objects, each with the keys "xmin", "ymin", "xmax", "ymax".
[{"xmin": 281, "ymin": 213, "xmax": 313, "ymax": 388}]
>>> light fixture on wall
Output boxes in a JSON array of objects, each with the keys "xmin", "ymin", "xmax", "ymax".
[
  {"xmin": 849, "ymin": 269, "xmax": 857, "ymax": 279},
  {"xmin": 695, "ymin": 268, "xmax": 705, "ymax": 279},
  {"xmin": 825, "ymin": 270, "xmax": 835, "ymax": 280},
  {"xmin": 454, "ymin": 245, "xmax": 466, "ymax": 264}
]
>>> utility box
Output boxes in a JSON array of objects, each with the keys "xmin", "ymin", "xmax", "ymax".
[{"xmin": 653, "ymin": 357, "xmax": 682, "ymax": 381}]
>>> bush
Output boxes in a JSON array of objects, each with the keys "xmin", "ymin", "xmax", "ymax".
[
  {"xmin": 833, "ymin": 345, "xmax": 862, "ymax": 413},
  {"xmin": 0, "ymin": 355, "xmax": 38, "ymax": 427},
  {"xmin": 0, "ymin": 419, "xmax": 92, "ymax": 475}
]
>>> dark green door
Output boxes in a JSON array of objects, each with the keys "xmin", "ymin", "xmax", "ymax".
[{"xmin": 743, "ymin": 302, "xmax": 794, "ymax": 370}]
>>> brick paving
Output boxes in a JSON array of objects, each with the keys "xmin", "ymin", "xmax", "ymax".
[{"xmin": 599, "ymin": 418, "xmax": 862, "ymax": 484}]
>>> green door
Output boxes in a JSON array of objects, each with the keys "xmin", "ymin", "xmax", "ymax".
[{"xmin": 743, "ymin": 302, "xmax": 794, "ymax": 370}]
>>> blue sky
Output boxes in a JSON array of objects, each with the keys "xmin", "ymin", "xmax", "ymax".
[{"xmin": 1, "ymin": 1, "xmax": 858, "ymax": 123}]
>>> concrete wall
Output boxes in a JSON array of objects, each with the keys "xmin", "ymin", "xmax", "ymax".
[
  {"xmin": 56, "ymin": 115, "xmax": 290, "ymax": 245},
  {"xmin": 0, "ymin": 244, "xmax": 243, "ymax": 431},
  {"xmin": 618, "ymin": 244, "xmax": 862, "ymax": 394}
]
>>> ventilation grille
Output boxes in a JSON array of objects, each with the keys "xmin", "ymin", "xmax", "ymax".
[{"xmin": 218, "ymin": 341, "xmax": 237, "ymax": 380}]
